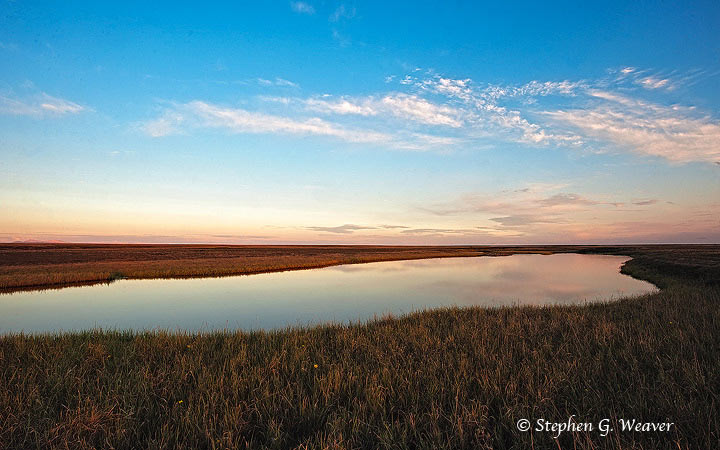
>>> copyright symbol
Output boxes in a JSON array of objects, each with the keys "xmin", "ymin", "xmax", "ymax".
[{"xmin": 517, "ymin": 419, "xmax": 531, "ymax": 432}]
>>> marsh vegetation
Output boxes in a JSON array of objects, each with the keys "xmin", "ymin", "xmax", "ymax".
[{"xmin": 0, "ymin": 245, "xmax": 718, "ymax": 449}]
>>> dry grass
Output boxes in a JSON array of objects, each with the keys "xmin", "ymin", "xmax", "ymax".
[
  {"xmin": 3, "ymin": 243, "xmax": 717, "ymax": 293},
  {"xmin": 0, "ymin": 245, "xmax": 718, "ymax": 448},
  {"xmin": 0, "ymin": 244, "xmax": 489, "ymax": 292}
]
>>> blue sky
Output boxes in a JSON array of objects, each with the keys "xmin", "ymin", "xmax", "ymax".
[{"xmin": 1, "ymin": 0, "xmax": 719, "ymax": 244}]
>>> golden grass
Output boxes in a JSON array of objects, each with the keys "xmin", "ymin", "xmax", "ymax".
[
  {"xmin": 4, "ymin": 243, "xmax": 716, "ymax": 293},
  {"xmin": 1, "ymin": 283, "xmax": 718, "ymax": 448},
  {"xmin": 0, "ymin": 244, "xmax": 582, "ymax": 292},
  {"xmin": 0, "ymin": 244, "xmax": 718, "ymax": 448}
]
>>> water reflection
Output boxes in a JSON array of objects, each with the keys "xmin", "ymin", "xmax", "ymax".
[{"xmin": 0, "ymin": 254, "xmax": 656, "ymax": 333}]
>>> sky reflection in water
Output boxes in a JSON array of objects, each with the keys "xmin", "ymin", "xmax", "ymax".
[{"xmin": 0, "ymin": 254, "xmax": 656, "ymax": 333}]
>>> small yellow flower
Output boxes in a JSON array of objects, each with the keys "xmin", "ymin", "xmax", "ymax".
[
  {"xmin": 186, "ymin": 345, "xmax": 192, "ymax": 348},
  {"xmin": 313, "ymin": 364, "xmax": 318, "ymax": 368},
  {"xmin": 178, "ymin": 400, "xmax": 183, "ymax": 404}
]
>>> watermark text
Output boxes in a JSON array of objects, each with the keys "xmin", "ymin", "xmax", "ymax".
[{"xmin": 516, "ymin": 416, "xmax": 674, "ymax": 438}]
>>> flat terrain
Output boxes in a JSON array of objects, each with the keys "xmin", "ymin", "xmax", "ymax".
[
  {"xmin": 2, "ymin": 243, "xmax": 718, "ymax": 293},
  {"xmin": 1, "ymin": 245, "xmax": 719, "ymax": 449}
]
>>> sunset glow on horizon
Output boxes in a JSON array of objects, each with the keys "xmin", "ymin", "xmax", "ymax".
[{"xmin": 2, "ymin": 1, "xmax": 719, "ymax": 245}]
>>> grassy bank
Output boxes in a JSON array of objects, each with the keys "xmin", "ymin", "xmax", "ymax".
[
  {"xmin": 1, "ymin": 247, "xmax": 719, "ymax": 449},
  {"xmin": 0, "ymin": 244, "xmax": 493, "ymax": 292},
  {"xmin": 1, "ymin": 243, "xmax": 697, "ymax": 293}
]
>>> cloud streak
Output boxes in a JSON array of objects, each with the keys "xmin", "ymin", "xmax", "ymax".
[
  {"xmin": 303, "ymin": 94, "xmax": 464, "ymax": 127},
  {"xmin": 142, "ymin": 66, "xmax": 720, "ymax": 164},
  {"xmin": 143, "ymin": 101, "xmax": 459, "ymax": 150},
  {"xmin": 0, "ymin": 92, "xmax": 86, "ymax": 117},
  {"xmin": 545, "ymin": 91, "xmax": 720, "ymax": 163},
  {"xmin": 306, "ymin": 224, "xmax": 376, "ymax": 234},
  {"xmin": 290, "ymin": 1, "xmax": 315, "ymax": 14}
]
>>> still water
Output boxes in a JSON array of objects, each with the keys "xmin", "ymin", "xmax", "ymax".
[{"xmin": 0, "ymin": 254, "xmax": 656, "ymax": 333}]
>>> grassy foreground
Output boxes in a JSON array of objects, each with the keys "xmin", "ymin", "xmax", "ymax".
[{"xmin": 1, "ymin": 247, "xmax": 719, "ymax": 449}]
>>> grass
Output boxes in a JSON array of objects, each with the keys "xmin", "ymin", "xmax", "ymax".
[
  {"xmin": 0, "ymin": 245, "xmax": 718, "ymax": 448},
  {"xmin": 0, "ymin": 244, "xmax": 493, "ymax": 292},
  {"xmin": 0, "ymin": 243, "xmax": 681, "ymax": 293}
]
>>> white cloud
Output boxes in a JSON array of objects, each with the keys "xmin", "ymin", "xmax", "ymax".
[
  {"xmin": 306, "ymin": 224, "xmax": 374, "ymax": 234},
  {"xmin": 636, "ymin": 76, "xmax": 672, "ymax": 90},
  {"xmin": 290, "ymin": 1, "xmax": 315, "ymax": 14},
  {"xmin": 142, "ymin": 112, "xmax": 184, "ymax": 137},
  {"xmin": 186, "ymin": 101, "xmax": 389, "ymax": 143},
  {"xmin": 274, "ymin": 77, "xmax": 298, "ymax": 87},
  {"xmin": 303, "ymin": 94, "xmax": 464, "ymax": 127},
  {"xmin": 392, "ymin": 68, "xmax": 719, "ymax": 162},
  {"xmin": 415, "ymin": 75, "xmax": 582, "ymax": 145},
  {"xmin": 256, "ymin": 77, "xmax": 298, "ymax": 87},
  {"xmin": 142, "ymin": 101, "xmax": 459, "ymax": 150},
  {"xmin": 545, "ymin": 92, "xmax": 720, "ymax": 163},
  {"xmin": 512, "ymin": 80, "xmax": 585, "ymax": 97},
  {"xmin": 39, "ymin": 94, "xmax": 86, "ymax": 114},
  {"xmin": 381, "ymin": 94, "xmax": 463, "ymax": 127},
  {"xmin": 141, "ymin": 66, "xmax": 720, "ymax": 164},
  {"xmin": 305, "ymin": 97, "xmax": 378, "ymax": 116},
  {"xmin": 330, "ymin": 4, "xmax": 356, "ymax": 22},
  {"xmin": 424, "ymin": 77, "xmax": 474, "ymax": 101},
  {"xmin": 0, "ymin": 92, "xmax": 86, "ymax": 117}
]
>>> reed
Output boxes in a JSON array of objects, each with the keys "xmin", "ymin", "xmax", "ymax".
[{"xmin": 0, "ymin": 245, "xmax": 718, "ymax": 449}]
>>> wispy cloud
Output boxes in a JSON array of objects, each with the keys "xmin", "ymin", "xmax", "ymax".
[
  {"xmin": 421, "ymin": 186, "xmax": 604, "ymax": 217},
  {"xmin": 304, "ymin": 94, "xmax": 463, "ymax": 127},
  {"xmin": 0, "ymin": 42, "xmax": 18, "ymax": 51},
  {"xmin": 489, "ymin": 215, "xmax": 564, "ymax": 227},
  {"xmin": 146, "ymin": 101, "xmax": 389, "ymax": 143},
  {"xmin": 290, "ymin": 1, "xmax": 315, "ymax": 14},
  {"xmin": 633, "ymin": 199, "xmax": 658, "ymax": 206},
  {"xmin": 378, "ymin": 224, "xmax": 409, "ymax": 229},
  {"xmin": 380, "ymin": 94, "xmax": 463, "ymax": 127},
  {"xmin": 305, "ymin": 97, "xmax": 378, "ymax": 116},
  {"xmin": 400, "ymin": 227, "xmax": 490, "ymax": 236},
  {"xmin": 0, "ymin": 92, "xmax": 86, "ymax": 117},
  {"xmin": 404, "ymin": 183, "xmax": 707, "ymax": 242},
  {"xmin": 143, "ymin": 66, "xmax": 720, "ymax": 164},
  {"xmin": 413, "ymin": 75, "xmax": 583, "ymax": 145},
  {"xmin": 142, "ymin": 101, "xmax": 459, "ymax": 150},
  {"xmin": 635, "ymin": 76, "xmax": 672, "ymax": 90},
  {"xmin": 306, "ymin": 224, "xmax": 375, "ymax": 234},
  {"xmin": 538, "ymin": 193, "xmax": 598, "ymax": 207},
  {"xmin": 612, "ymin": 66, "xmax": 695, "ymax": 91},
  {"xmin": 545, "ymin": 91, "xmax": 720, "ymax": 163},
  {"xmin": 256, "ymin": 77, "xmax": 299, "ymax": 88},
  {"xmin": 417, "ymin": 184, "xmax": 637, "ymax": 236},
  {"xmin": 388, "ymin": 68, "xmax": 720, "ymax": 162},
  {"xmin": 329, "ymin": 4, "xmax": 356, "ymax": 22},
  {"xmin": 142, "ymin": 110, "xmax": 185, "ymax": 137}
]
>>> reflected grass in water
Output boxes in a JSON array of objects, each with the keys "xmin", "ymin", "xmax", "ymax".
[
  {"xmin": 0, "ymin": 248, "xmax": 718, "ymax": 449},
  {"xmin": 0, "ymin": 255, "xmax": 655, "ymax": 333},
  {"xmin": 1, "ymin": 284, "xmax": 717, "ymax": 449}
]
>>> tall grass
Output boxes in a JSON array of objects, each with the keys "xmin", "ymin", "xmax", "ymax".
[{"xmin": 1, "ymin": 255, "xmax": 719, "ymax": 449}]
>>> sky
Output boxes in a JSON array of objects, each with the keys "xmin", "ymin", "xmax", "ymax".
[{"xmin": 1, "ymin": 0, "xmax": 719, "ymax": 245}]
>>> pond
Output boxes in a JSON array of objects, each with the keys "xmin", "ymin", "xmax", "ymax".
[{"xmin": 0, "ymin": 254, "xmax": 657, "ymax": 334}]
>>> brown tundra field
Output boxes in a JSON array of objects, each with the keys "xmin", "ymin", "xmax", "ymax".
[{"xmin": 0, "ymin": 244, "xmax": 719, "ymax": 449}]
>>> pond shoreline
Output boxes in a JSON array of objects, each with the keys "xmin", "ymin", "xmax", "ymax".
[
  {"xmin": 1, "ymin": 243, "xmax": 711, "ymax": 294},
  {"xmin": 1, "ymin": 246, "xmax": 718, "ymax": 448},
  {"xmin": 1, "ymin": 254, "xmax": 656, "ymax": 334}
]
